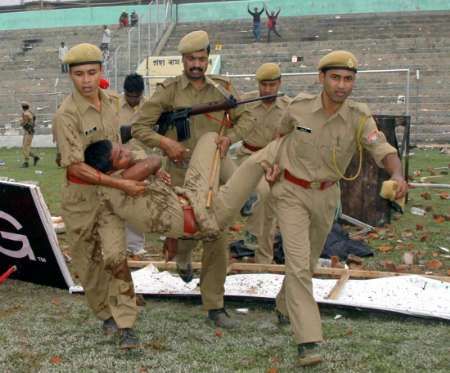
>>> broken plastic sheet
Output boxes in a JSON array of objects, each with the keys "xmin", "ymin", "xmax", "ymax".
[{"xmin": 70, "ymin": 265, "xmax": 450, "ymax": 321}]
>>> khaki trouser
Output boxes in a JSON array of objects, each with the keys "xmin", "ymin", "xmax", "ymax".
[
  {"xmin": 22, "ymin": 132, "xmax": 35, "ymax": 161},
  {"xmin": 234, "ymin": 147, "xmax": 277, "ymax": 264},
  {"xmin": 271, "ymin": 178, "xmax": 339, "ymax": 344},
  {"xmin": 166, "ymin": 136, "xmax": 236, "ymax": 311},
  {"xmin": 62, "ymin": 183, "xmax": 138, "ymax": 328}
]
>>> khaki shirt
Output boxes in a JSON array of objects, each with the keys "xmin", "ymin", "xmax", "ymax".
[
  {"xmin": 278, "ymin": 92, "xmax": 397, "ymax": 182},
  {"xmin": 118, "ymin": 95, "xmax": 146, "ymax": 126},
  {"xmin": 53, "ymin": 89, "xmax": 120, "ymax": 168},
  {"xmin": 21, "ymin": 110, "xmax": 34, "ymax": 127},
  {"xmin": 132, "ymin": 73, "xmax": 255, "ymax": 150},
  {"xmin": 118, "ymin": 95, "xmax": 149, "ymax": 160},
  {"xmin": 240, "ymin": 92, "xmax": 291, "ymax": 149}
]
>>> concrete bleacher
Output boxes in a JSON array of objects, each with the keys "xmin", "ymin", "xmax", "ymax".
[
  {"xmin": 1, "ymin": 11, "xmax": 450, "ymax": 143},
  {"xmin": 0, "ymin": 23, "xmax": 133, "ymax": 137},
  {"xmin": 161, "ymin": 11, "xmax": 450, "ymax": 143}
]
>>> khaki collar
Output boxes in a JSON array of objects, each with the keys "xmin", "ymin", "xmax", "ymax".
[
  {"xmin": 72, "ymin": 88, "xmax": 108, "ymax": 114},
  {"xmin": 315, "ymin": 92, "xmax": 351, "ymax": 122}
]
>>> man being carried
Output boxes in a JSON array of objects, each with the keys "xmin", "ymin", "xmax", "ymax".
[{"xmin": 84, "ymin": 132, "xmax": 280, "ymax": 243}]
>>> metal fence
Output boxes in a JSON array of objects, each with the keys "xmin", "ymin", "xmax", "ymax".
[{"xmin": 109, "ymin": 0, "xmax": 175, "ymax": 92}]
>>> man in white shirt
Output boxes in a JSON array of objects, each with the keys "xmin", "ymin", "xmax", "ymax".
[
  {"xmin": 58, "ymin": 42, "xmax": 69, "ymax": 73},
  {"xmin": 101, "ymin": 25, "xmax": 112, "ymax": 52}
]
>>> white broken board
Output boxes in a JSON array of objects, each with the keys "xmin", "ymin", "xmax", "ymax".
[{"xmin": 70, "ymin": 265, "xmax": 450, "ymax": 320}]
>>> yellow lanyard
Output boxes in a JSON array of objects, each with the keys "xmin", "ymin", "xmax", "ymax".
[{"xmin": 331, "ymin": 115, "xmax": 366, "ymax": 181}]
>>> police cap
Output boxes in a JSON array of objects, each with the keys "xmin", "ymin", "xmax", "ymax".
[
  {"xmin": 318, "ymin": 50, "xmax": 358, "ymax": 72},
  {"xmin": 178, "ymin": 30, "xmax": 210, "ymax": 54},
  {"xmin": 63, "ymin": 43, "xmax": 103, "ymax": 67},
  {"xmin": 255, "ymin": 63, "xmax": 281, "ymax": 81}
]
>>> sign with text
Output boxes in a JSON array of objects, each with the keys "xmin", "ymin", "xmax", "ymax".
[
  {"xmin": 0, "ymin": 181, "xmax": 73, "ymax": 289},
  {"xmin": 136, "ymin": 55, "xmax": 221, "ymax": 94}
]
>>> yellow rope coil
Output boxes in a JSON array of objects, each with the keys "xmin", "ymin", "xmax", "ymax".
[{"xmin": 331, "ymin": 115, "xmax": 367, "ymax": 181}]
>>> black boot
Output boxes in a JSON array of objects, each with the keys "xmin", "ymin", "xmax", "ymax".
[
  {"xmin": 102, "ymin": 317, "xmax": 118, "ymax": 336},
  {"xmin": 33, "ymin": 155, "xmax": 40, "ymax": 166},
  {"xmin": 118, "ymin": 328, "xmax": 140, "ymax": 350},
  {"xmin": 20, "ymin": 161, "xmax": 29, "ymax": 168},
  {"xmin": 275, "ymin": 309, "xmax": 290, "ymax": 326},
  {"xmin": 297, "ymin": 343, "xmax": 322, "ymax": 366}
]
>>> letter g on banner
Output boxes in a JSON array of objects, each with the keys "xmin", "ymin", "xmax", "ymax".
[{"xmin": 0, "ymin": 210, "xmax": 36, "ymax": 261}]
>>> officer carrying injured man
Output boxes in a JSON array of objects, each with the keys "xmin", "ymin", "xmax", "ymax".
[
  {"xmin": 130, "ymin": 30, "xmax": 256, "ymax": 328},
  {"xmin": 267, "ymin": 50, "xmax": 408, "ymax": 366}
]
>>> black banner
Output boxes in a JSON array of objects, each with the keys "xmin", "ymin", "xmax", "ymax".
[{"xmin": 0, "ymin": 181, "xmax": 73, "ymax": 289}]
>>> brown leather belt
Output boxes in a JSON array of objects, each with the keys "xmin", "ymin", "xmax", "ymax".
[
  {"xmin": 243, "ymin": 141, "xmax": 263, "ymax": 152},
  {"xmin": 284, "ymin": 169, "xmax": 335, "ymax": 190},
  {"xmin": 177, "ymin": 196, "xmax": 198, "ymax": 235}
]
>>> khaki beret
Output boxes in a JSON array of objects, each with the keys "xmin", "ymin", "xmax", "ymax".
[
  {"xmin": 177, "ymin": 30, "xmax": 209, "ymax": 54},
  {"xmin": 21, "ymin": 101, "xmax": 31, "ymax": 107},
  {"xmin": 63, "ymin": 43, "xmax": 103, "ymax": 66},
  {"xmin": 255, "ymin": 63, "xmax": 281, "ymax": 81},
  {"xmin": 318, "ymin": 50, "xmax": 358, "ymax": 72}
]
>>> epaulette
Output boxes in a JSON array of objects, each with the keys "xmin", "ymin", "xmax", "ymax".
[
  {"xmin": 156, "ymin": 76, "xmax": 177, "ymax": 89},
  {"xmin": 347, "ymin": 99, "xmax": 371, "ymax": 116},
  {"xmin": 279, "ymin": 94, "xmax": 293, "ymax": 104},
  {"xmin": 291, "ymin": 92, "xmax": 316, "ymax": 103}
]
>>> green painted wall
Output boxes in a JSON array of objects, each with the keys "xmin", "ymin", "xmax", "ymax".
[
  {"xmin": 177, "ymin": 0, "xmax": 450, "ymax": 22},
  {"xmin": 0, "ymin": 4, "xmax": 154, "ymax": 31},
  {"xmin": 0, "ymin": 1, "xmax": 449, "ymax": 31}
]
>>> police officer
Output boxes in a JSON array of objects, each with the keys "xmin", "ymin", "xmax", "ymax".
[
  {"xmin": 234, "ymin": 63, "xmax": 290, "ymax": 263},
  {"xmin": 271, "ymin": 50, "xmax": 408, "ymax": 366},
  {"xmin": 132, "ymin": 30, "xmax": 255, "ymax": 328},
  {"xmin": 19, "ymin": 102, "xmax": 39, "ymax": 168},
  {"xmin": 53, "ymin": 43, "xmax": 147, "ymax": 349}
]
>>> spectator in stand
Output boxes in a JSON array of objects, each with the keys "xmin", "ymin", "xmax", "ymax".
[
  {"xmin": 247, "ymin": 4, "xmax": 264, "ymax": 42},
  {"xmin": 130, "ymin": 11, "xmax": 139, "ymax": 27},
  {"xmin": 58, "ymin": 41, "xmax": 69, "ymax": 73},
  {"xmin": 100, "ymin": 25, "xmax": 112, "ymax": 52},
  {"xmin": 119, "ymin": 11, "xmax": 129, "ymax": 28},
  {"xmin": 265, "ymin": 5, "xmax": 282, "ymax": 42}
]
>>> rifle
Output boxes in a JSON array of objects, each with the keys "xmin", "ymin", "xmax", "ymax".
[{"xmin": 120, "ymin": 93, "xmax": 284, "ymax": 144}]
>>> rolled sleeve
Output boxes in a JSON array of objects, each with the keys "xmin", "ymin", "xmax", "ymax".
[
  {"xmin": 226, "ymin": 107, "xmax": 256, "ymax": 144},
  {"xmin": 361, "ymin": 116, "xmax": 397, "ymax": 168}
]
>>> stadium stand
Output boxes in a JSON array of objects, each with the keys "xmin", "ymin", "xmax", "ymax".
[{"xmin": 1, "ymin": 8, "xmax": 450, "ymax": 143}]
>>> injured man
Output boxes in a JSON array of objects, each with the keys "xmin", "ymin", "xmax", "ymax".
[{"xmin": 84, "ymin": 132, "xmax": 281, "ymax": 240}]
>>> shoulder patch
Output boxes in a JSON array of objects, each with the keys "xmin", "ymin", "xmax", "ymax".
[{"xmin": 347, "ymin": 100, "xmax": 371, "ymax": 116}]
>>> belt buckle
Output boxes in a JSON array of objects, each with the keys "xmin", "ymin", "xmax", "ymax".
[{"xmin": 309, "ymin": 181, "xmax": 321, "ymax": 190}]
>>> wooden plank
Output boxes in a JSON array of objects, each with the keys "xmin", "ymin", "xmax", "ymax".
[
  {"xmin": 127, "ymin": 260, "xmax": 450, "ymax": 283},
  {"xmin": 325, "ymin": 270, "xmax": 351, "ymax": 300}
]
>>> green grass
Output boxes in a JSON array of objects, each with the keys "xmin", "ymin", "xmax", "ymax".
[{"xmin": 0, "ymin": 146, "xmax": 449, "ymax": 372}]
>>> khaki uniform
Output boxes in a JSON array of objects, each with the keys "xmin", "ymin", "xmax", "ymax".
[
  {"xmin": 98, "ymin": 132, "xmax": 275, "ymax": 243},
  {"xmin": 234, "ymin": 93, "xmax": 291, "ymax": 263},
  {"xmin": 53, "ymin": 89, "xmax": 138, "ymax": 328},
  {"xmin": 118, "ymin": 95, "xmax": 149, "ymax": 160},
  {"xmin": 132, "ymin": 73, "xmax": 255, "ymax": 310},
  {"xmin": 273, "ymin": 92, "xmax": 397, "ymax": 344},
  {"xmin": 20, "ymin": 110, "xmax": 37, "ymax": 161}
]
